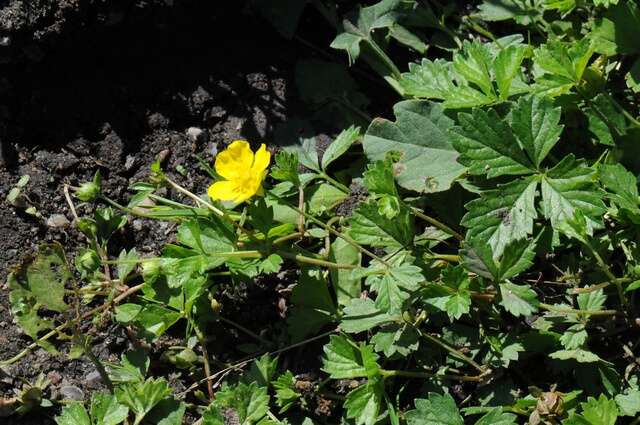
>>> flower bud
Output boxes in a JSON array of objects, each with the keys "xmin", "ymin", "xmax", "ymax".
[{"xmin": 76, "ymin": 171, "xmax": 101, "ymax": 202}]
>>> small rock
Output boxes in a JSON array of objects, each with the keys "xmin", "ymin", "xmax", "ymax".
[
  {"xmin": 206, "ymin": 105, "xmax": 226, "ymax": 122},
  {"xmin": 124, "ymin": 154, "xmax": 137, "ymax": 171},
  {"xmin": 147, "ymin": 112, "xmax": 169, "ymax": 129},
  {"xmin": 157, "ymin": 149, "xmax": 170, "ymax": 165},
  {"xmin": 85, "ymin": 370, "xmax": 101, "ymax": 385},
  {"xmin": 59, "ymin": 385, "xmax": 84, "ymax": 401},
  {"xmin": 46, "ymin": 214, "xmax": 70, "ymax": 228},
  {"xmin": 0, "ymin": 36, "xmax": 11, "ymax": 47},
  {"xmin": 186, "ymin": 127, "xmax": 208, "ymax": 144},
  {"xmin": 132, "ymin": 219, "xmax": 144, "ymax": 232},
  {"xmin": 47, "ymin": 371, "xmax": 62, "ymax": 385}
]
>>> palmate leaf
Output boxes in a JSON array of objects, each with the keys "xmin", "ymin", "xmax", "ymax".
[
  {"xmin": 540, "ymin": 155, "xmax": 605, "ymax": 233},
  {"xmin": 364, "ymin": 100, "xmax": 466, "ymax": 193},
  {"xmin": 400, "ymin": 39, "xmax": 528, "ymax": 108},
  {"xmin": 462, "ymin": 177, "xmax": 538, "ymax": 258},
  {"xmin": 344, "ymin": 378, "xmax": 385, "ymax": 425},
  {"xmin": 461, "ymin": 237, "xmax": 536, "ymax": 282},
  {"xmin": 533, "ymin": 39, "xmax": 594, "ymax": 95},
  {"xmin": 322, "ymin": 335, "xmax": 379, "ymax": 379},
  {"xmin": 452, "ymin": 94, "xmax": 562, "ymax": 178},
  {"xmin": 348, "ymin": 200, "xmax": 414, "ymax": 248}
]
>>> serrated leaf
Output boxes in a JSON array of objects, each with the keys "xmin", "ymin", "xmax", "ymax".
[
  {"xmin": 462, "ymin": 177, "xmax": 538, "ymax": 258},
  {"xmin": 116, "ymin": 378, "xmax": 172, "ymax": 425},
  {"xmin": 599, "ymin": 163, "xmax": 640, "ymax": 216},
  {"xmin": 405, "ymin": 392, "xmax": 464, "ymax": 425},
  {"xmin": 592, "ymin": 1, "xmax": 640, "ymax": 55},
  {"xmin": 341, "ymin": 298, "xmax": 395, "ymax": 333},
  {"xmin": 364, "ymin": 100, "xmax": 466, "ymax": 193},
  {"xmin": 533, "ymin": 39, "xmax": 594, "ymax": 94},
  {"xmin": 321, "ymin": 335, "xmax": 377, "ymax": 379},
  {"xmin": 117, "ymin": 248, "xmax": 138, "ymax": 282},
  {"xmin": 452, "ymin": 108, "xmax": 535, "ymax": 178},
  {"xmin": 511, "ymin": 95, "xmax": 563, "ymax": 167},
  {"xmin": 541, "ymin": 155, "xmax": 605, "ymax": 233},
  {"xmin": 344, "ymin": 378, "xmax": 384, "ymax": 425},
  {"xmin": 348, "ymin": 200, "xmax": 414, "ymax": 248},
  {"xmin": 577, "ymin": 289, "xmax": 607, "ymax": 312},
  {"xmin": 495, "ymin": 45, "xmax": 527, "ymax": 100},
  {"xmin": 500, "ymin": 282, "xmax": 539, "ymax": 317},
  {"xmin": 615, "ymin": 389, "xmax": 640, "ymax": 416},
  {"xmin": 322, "ymin": 126, "xmax": 360, "ymax": 170},
  {"xmin": 329, "ymin": 238, "xmax": 362, "ymax": 307},
  {"xmin": 550, "ymin": 349, "xmax": 603, "ymax": 363},
  {"xmin": 461, "ymin": 237, "xmax": 536, "ymax": 282},
  {"xmin": 307, "ymin": 183, "xmax": 348, "ymax": 214},
  {"xmin": 202, "ymin": 382, "xmax": 269, "ymax": 425},
  {"xmin": 55, "ymin": 402, "xmax": 91, "ymax": 425},
  {"xmin": 568, "ymin": 395, "xmax": 619, "ymax": 425},
  {"xmin": 90, "ymin": 392, "xmax": 129, "ymax": 425},
  {"xmin": 371, "ymin": 324, "xmax": 419, "ymax": 357},
  {"xmin": 477, "ymin": 0, "xmax": 543, "ymax": 25},
  {"xmin": 273, "ymin": 371, "xmax": 300, "ymax": 413},
  {"xmin": 560, "ymin": 324, "xmax": 588, "ymax": 350}
]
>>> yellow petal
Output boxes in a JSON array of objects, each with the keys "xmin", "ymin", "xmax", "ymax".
[
  {"xmin": 208, "ymin": 180, "xmax": 240, "ymax": 202},
  {"xmin": 251, "ymin": 144, "xmax": 270, "ymax": 173},
  {"xmin": 215, "ymin": 140, "xmax": 254, "ymax": 180}
]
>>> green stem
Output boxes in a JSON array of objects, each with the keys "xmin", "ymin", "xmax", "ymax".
[
  {"xmin": 570, "ymin": 278, "xmax": 633, "ymax": 294},
  {"xmin": 272, "ymin": 194, "xmax": 390, "ymax": 266},
  {"xmin": 279, "ymin": 251, "xmax": 359, "ymax": 269},
  {"xmin": 410, "ymin": 207, "xmax": 464, "ymax": 241},
  {"xmin": 539, "ymin": 303, "xmax": 618, "ymax": 317},
  {"xmin": 380, "ymin": 368, "xmax": 484, "ymax": 382},
  {"xmin": 418, "ymin": 330, "xmax": 486, "ymax": 373},
  {"xmin": 428, "ymin": 254, "xmax": 461, "ymax": 263},
  {"xmin": 319, "ymin": 171, "xmax": 351, "ymax": 193},
  {"xmin": 219, "ymin": 316, "xmax": 272, "ymax": 347}
]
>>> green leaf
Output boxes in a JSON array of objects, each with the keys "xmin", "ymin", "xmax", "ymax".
[
  {"xmin": 322, "ymin": 335, "xmax": 378, "ymax": 379},
  {"xmin": 55, "ymin": 402, "xmax": 91, "ymax": 425},
  {"xmin": 117, "ymin": 248, "xmax": 138, "ymax": 283},
  {"xmin": 577, "ymin": 289, "xmax": 607, "ymax": 312},
  {"xmin": 560, "ymin": 324, "xmax": 588, "ymax": 350},
  {"xmin": 477, "ymin": 0, "xmax": 543, "ymax": 25},
  {"xmin": 400, "ymin": 40, "xmax": 528, "ymax": 108},
  {"xmin": 474, "ymin": 407, "xmax": 518, "ymax": 425},
  {"xmin": 271, "ymin": 151, "xmax": 300, "ymax": 186},
  {"xmin": 540, "ymin": 155, "xmax": 605, "ymax": 233},
  {"xmin": 452, "ymin": 107, "xmax": 535, "ymax": 178},
  {"xmin": 550, "ymin": 349, "xmax": 603, "ymax": 363},
  {"xmin": 364, "ymin": 100, "xmax": 466, "ymax": 193},
  {"xmin": 344, "ymin": 378, "xmax": 384, "ymax": 425},
  {"xmin": 533, "ymin": 39, "xmax": 594, "ymax": 94},
  {"xmin": 584, "ymin": 94, "xmax": 626, "ymax": 146},
  {"xmin": 371, "ymin": 324, "xmax": 419, "ymax": 357},
  {"xmin": 363, "ymin": 159, "xmax": 398, "ymax": 196},
  {"xmin": 348, "ymin": 200, "xmax": 414, "ymax": 248},
  {"xmin": 462, "ymin": 177, "xmax": 538, "ymax": 258},
  {"xmin": 202, "ymin": 382, "xmax": 269, "ymax": 425},
  {"xmin": 461, "ymin": 237, "xmax": 536, "ymax": 282},
  {"xmin": 369, "ymin": 265, "xmax": 422, "ymax": 315},
  {"xmin": 9, "ymin": 243, "xmax": 70, "ymax": 343},
  {"xmin": 567, "ymin": 395, "xmax": 619, "ymax": 425},
  {"xmin": 592, "ymin": 2, "xmax": 640, "ymax": 55},
  {"xmin": 341, "ymin": 298, "xmax": 395, "ymax": 333},
  {"xmin": 90, "ymin": 392, "xmax": 129, "ymax": 425},
  {"xmin": 626, "ymin": 58, "xmax": 640, "ymax": 93},
  {"xmin": 511, "ymin": 95, "xmax": 563, "ymax": 167},
  {"xmin": 134, "ymin": 305, "xmax": 182, "ymax": 341},
  {"xmin": 245, "ymin": 354, "xmax": 278, "ymax": 388},
  {"xmin": 288, "ymin": 267, "xmax": 336, "ymax": 341},
  {"xmin": 177, "ymin": 217, "xmax": 235, "ymax": 255},
  {"xmin": 615, "ymin": 388, "xmax": 640, "ymax": 416},
  {"xmin": 143, "ymin": 399, "xmax": 185, "ymax": 425},
  {"xmin": 329, "ymin": 237, "xmax": 362, "ymax": 307},
  {"xmin": 499, "ymin": 282, "xmax": 539, "ymax": 317},
  {"xmin": 117, "ymin": 378, "xmax": 172, "ymax": 425},
  {"xmin": 307, "ymin": 183, "xmax": 348, "ymax": 214},
  {"xmin": 322, "ymin": 126, "xmax": 361, "ymax": 170},
  {"xmin": 599, "ymin": 163, "xmax": 640, "ymax": 215},
  {"xmin": 405, "ymin": 392, "xmax": 464, "ymax": 425},
  {"xmin": 273, "ymin": 371, "xmax": 301, "ymax": 413}
]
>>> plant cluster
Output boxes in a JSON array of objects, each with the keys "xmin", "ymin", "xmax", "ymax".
[{"xmin": 4, "ymin": 0, "xmax": 640, "ymax": 424}]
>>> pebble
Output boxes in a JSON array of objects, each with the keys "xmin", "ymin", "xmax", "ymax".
[
  {"xmin": 85, "ymin": 370, "xmax": 101, "ymax": 385},
  {"xmin": 157, "ymin": 149, "xmax": 171, "ymax": 165},
  {"xmin": 147, "ymin": 112, "xmax": 169, "ymax": 129},
  {"xmin": 0, "ymin": 36, "xmax": 11, "ymax": 47},
  {"xmin": 47, "ymin": 371, "xmax": 62, "ymax": 385},
  {"xmin": 186, "ymin": 126, "xmax": 208, "ymax": 144},
  {"xmin": 124, "ymin": 154, "xmax": 137, "ymax": 171},
  {"xmin": 59, "ymin": 385, "xmax": 84, "ymax": 401},
  {"xmin": 46, "ymin": 214, "xmax": 70, "ymax": 228}
]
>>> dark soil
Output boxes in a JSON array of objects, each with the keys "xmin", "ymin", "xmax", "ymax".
[{"xmin": 0, "ymin": 1, "xmax": 357, "ymax": 422}]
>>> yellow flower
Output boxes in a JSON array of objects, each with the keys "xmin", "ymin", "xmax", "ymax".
[{"xmin": 208, "ymin": 140, "xmax": 270, "ymax": 204}]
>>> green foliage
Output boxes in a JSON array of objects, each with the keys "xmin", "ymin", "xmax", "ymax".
[{"xmin": 12, "ymin": 1, "xmax": 640, "ymax": 424}]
